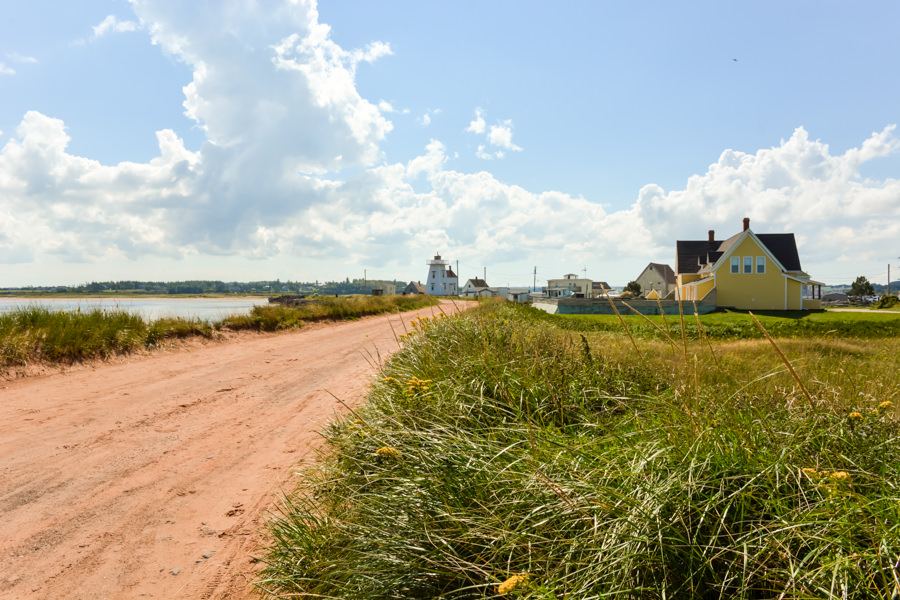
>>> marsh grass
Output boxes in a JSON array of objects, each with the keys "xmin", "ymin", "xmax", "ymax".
[
  {"xmin": 259, "ymin": 301, "xmax": 900, "ymax": 599},
  {"xmin": 0, "ymin": 295, "xmax": 438, "ymax": 370}
]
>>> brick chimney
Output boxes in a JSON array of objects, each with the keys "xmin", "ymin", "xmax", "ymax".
[
  {"xmin": 743, "ymin": 217, "xmax": 750, "ymax": 231},
  {"xmin": 708, "ymin": 230, "xmax": 715, "ymax": 242}
]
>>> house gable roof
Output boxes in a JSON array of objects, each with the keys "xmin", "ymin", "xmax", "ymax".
[
  {"xmin": 644, "ymin": 262, "xmax": 676, "ymax": 284},
  {"xmin": 465, "ymin": 278, "xmax": 488, "ymax": 287},
  {"xmin": 677, "ymin": 230, "xmax": 802, "ymax": 275}
]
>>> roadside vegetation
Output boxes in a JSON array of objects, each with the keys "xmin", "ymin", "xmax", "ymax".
[
  {"xmin": 0, "ymin": 295, "xmax": 439, "ymax": 371},
  {"xmin": 260, "ymin": 300, "xmax": 900, "ymax": 599}
]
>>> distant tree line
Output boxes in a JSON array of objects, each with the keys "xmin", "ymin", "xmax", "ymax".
[{"xmin": 3, "ymin": 278, "xmax": 407, "ymax": 296}]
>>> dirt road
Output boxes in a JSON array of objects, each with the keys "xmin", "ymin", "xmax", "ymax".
[{"xmin": 0, "ymin": 302, "xmax": 462, "ymax": 599}]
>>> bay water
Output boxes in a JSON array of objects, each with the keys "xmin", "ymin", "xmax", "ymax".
[{"xmin": 0, "ymin": 297, "xmax": 268, "ymax": 322}]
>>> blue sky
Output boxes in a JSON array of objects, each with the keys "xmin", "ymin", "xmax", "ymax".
[{"xmin": 1, "ymin": 1, "xmax": 899, "ymax": 288}]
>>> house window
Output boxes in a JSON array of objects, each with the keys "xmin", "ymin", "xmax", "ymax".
[
  {"xmin": 431, "ymin": 283, "xmax": 434, "ymax": 291},
  {"xmin": 731, "ymin": 257, "xmax": 739, "ymax": 274},
  {"xmin": 756, "ymin": 256, "xmax": 765, "ymax": 274},
  {"xmin": 743, "ymin": 256, "xmax": 752, "ymax": 274}
]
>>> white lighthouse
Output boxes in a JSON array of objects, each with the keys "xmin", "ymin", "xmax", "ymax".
[{"xmin": 425, "ymin": 253, "xmax": 458, "ymax": 296}]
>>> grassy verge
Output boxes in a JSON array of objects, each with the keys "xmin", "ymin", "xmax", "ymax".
[
  {"xmin": 259, "ymin": 301, "xmax": 900, "ymax": 599},
  {"xmin": 548, "ymin": 308, "xmax": 900, "ymax": 341},
  {"xmin": 0, "ymin": 295, "xmax": 439, "ymax": 370}
]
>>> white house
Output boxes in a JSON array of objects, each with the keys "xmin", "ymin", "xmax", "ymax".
[
  {"xmin": 460, "ymin": 278, "xmax": 489, "ymax": 297},
  {"xmin": 425, "ymin": 253, "xmax": 458, "ymax": 295},
  {"xmin": 544, "ymin": 274, "xmax": 592, "ymax": 298}
]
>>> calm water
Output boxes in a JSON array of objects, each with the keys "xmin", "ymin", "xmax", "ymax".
[{"xmin": 0, "ymin": 297, "xmax": 268, "ymax": 322}]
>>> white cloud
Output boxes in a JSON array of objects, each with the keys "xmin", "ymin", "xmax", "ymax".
[
  {"xmin": 92, "ymin": 15, "xmax": 139, "ymax": 39},
  {"xmin": 465, "ymin": 108, "xmax": 521, "ymax": 159},
  {"xmin": 2, "ymin": 0, "xmax": 898, "ymax": 286},
  {"xmin": 634, "ymin": 126, "xmax": 900, "ymax": 273},
  {"xmin": 465, "ymin": 108, "xmax": 485, "ymax": 134},
  {"xmin": 7, "ymin": 52, "xmax": 37, "ymax": 64},
  {"xmin": 487, "ymin": 120, "xmax": 522, "ymax": 152},
  {"xmin": 419, "ymin": 108, "xmax": 441, "ymax": 126},
  {"xmin": 0, "ymin": 63, "xmax": 14, "ymax": 76}
]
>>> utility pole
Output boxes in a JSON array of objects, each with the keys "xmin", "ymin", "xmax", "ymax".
[
  {"xmin": 483, "ymin": 266, "xmax": 486, "ymax": 282},
  {"xmin": 364, "ymin": 269, "xmax": 367, "ymax": 286},
  {"xmin": 533, "ymin": 266, "xmax": 537, "ymax": 292}
]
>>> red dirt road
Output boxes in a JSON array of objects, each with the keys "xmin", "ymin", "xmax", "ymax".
[{"xmin": 0, "ymin": 302, "xmax": 461, "ymax": 599}]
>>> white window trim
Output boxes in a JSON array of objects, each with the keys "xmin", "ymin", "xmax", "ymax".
[
  {"xmin": 743, "ymin": 256, "xmax": 752, "ymax": 274},
  {"xmin": 756, "ymin": 256, "xmax": 765, "ymax": 274},
  {"xmin": 731, "ymin": 256, "xmax": 740, "ymax": 274}
]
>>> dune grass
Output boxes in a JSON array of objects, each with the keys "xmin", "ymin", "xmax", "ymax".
[
  {"xmin": 219, "ymin": 295, "xmax": 439, "ymax": 331},
  {"xmin": 0, "ymin": 295, "xmax": 439, "ymax": 370},
  {"xmin": 258, "ymin": 301, "xmax": 900, "ymax": 599}
]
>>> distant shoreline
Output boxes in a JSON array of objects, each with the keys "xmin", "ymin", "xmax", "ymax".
[{"xmin": 0, "ymin": 294, "xmax": 268, "ymax": 301}]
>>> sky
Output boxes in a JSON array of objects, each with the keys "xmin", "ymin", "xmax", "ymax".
[{"xmin": 1, "ymin": 1, "xmax": 899, "ymax": 288}]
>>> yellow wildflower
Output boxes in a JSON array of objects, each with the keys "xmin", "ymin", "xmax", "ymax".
[
  {"xmin": 879, "ymin": 401, "xmax": 893, "ymax": 409},
  {"xmin": 802, "ymin": 467, "xmax": 821, "ymax": 478},
  {"xmin": 848, "ymin": 411, "xmax": 863, "ymax": 420},
  {"xmin": 871, "ymin": 408, "xmax": 879, "ymax": 415},
  {"xmin": 375, "ymin": 446, "xmax": 401, "ymax": 458},
  {"xmin": 829, "ymin": 471, "xmax": 851, "ymax": 482},
  {"xmin": 497, "ymin": 573, "xmax": 530, "ymax": 595},
  {"xmin": 382, "ymin": 377, "xmax": 398, "ymax": 383}
]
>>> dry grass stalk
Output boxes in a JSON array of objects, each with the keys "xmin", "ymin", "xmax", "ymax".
[
  {"xmin": 604, "ymin": 290, "xmax": 641, "ymax": 356},
  {"xmin": 621, "ymin": 301, "xmax": 678, "ymax": 350},
  {"xmin": 655, "ymin": 296, "xmax": 672, "ymax": 339},
  {"xmin": 692, "ymin": 301, "xmax": 720, "ymax": 370},
  {"xmin": 748, "ymin": 311, "xmax": 816, "ymax": 409}
]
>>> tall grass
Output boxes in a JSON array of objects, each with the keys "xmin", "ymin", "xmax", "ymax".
[
  {"xmin": 0, "ymin": 295, "xmax": 439, "ymax": 370},
  {"xmin": 219, "ymin": 295, "xmax": 439, "ymax": 331},
  {"xmin": 259, "ymin": 302, "xmax": 900, "ymax": 599}
]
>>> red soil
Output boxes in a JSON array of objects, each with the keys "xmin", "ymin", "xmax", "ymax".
[{"xmin": 0, "ymin": 301, "xmax": 464, "ymax": 599}]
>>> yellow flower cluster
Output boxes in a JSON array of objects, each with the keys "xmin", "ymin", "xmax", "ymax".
[
  {"xmin": 497, "ymin": 573, "xmax": 530, "ymax": 595},
  {"xmin": 848, "ymin": 411, "xmax": 863, "ymax": 420},
  {"xmin": 879, "ymin": 401, "xmax": 893, "ymax": 410},
  {"xmin": 375, "ymin": 446, "xmax": 401, "ymax": 458},
  {"xmin": 802, "ymin": 468, "xmax": 851, "ymax": 482},
  {"xmin": 803, "ymin": 468, "xmax": 853, "ymax": 494},
  {"xmin": 405, "ymin": 376, "xmax": 433, "ymax": 396}
]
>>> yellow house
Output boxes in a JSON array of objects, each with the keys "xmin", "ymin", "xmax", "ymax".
[{"xmin": 676, "ymin": 218, "xmax": 823, "ymax": 310}]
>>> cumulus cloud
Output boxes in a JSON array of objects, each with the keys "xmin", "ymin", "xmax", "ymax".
[
  {"xmin": 92, "ymin": 15, "xmax": 139, "ymax": 39},
  {"xmin": 465, "ymin": 108, "xmax": 521, "ymax": 159},
  {"xmin": 1, "ymin": 0, "xmax": 898, "ymax": 285},
  {"xmin": 634, "ymin": 126, "xmax": 900, "ymax": 268},
  {"xmin": 465, "ymin": 108, "xmax": 485, "ymax": 134},
  {"xmin": 419, "ymin": 108, "xmax": 441, "ymax": 126}
]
